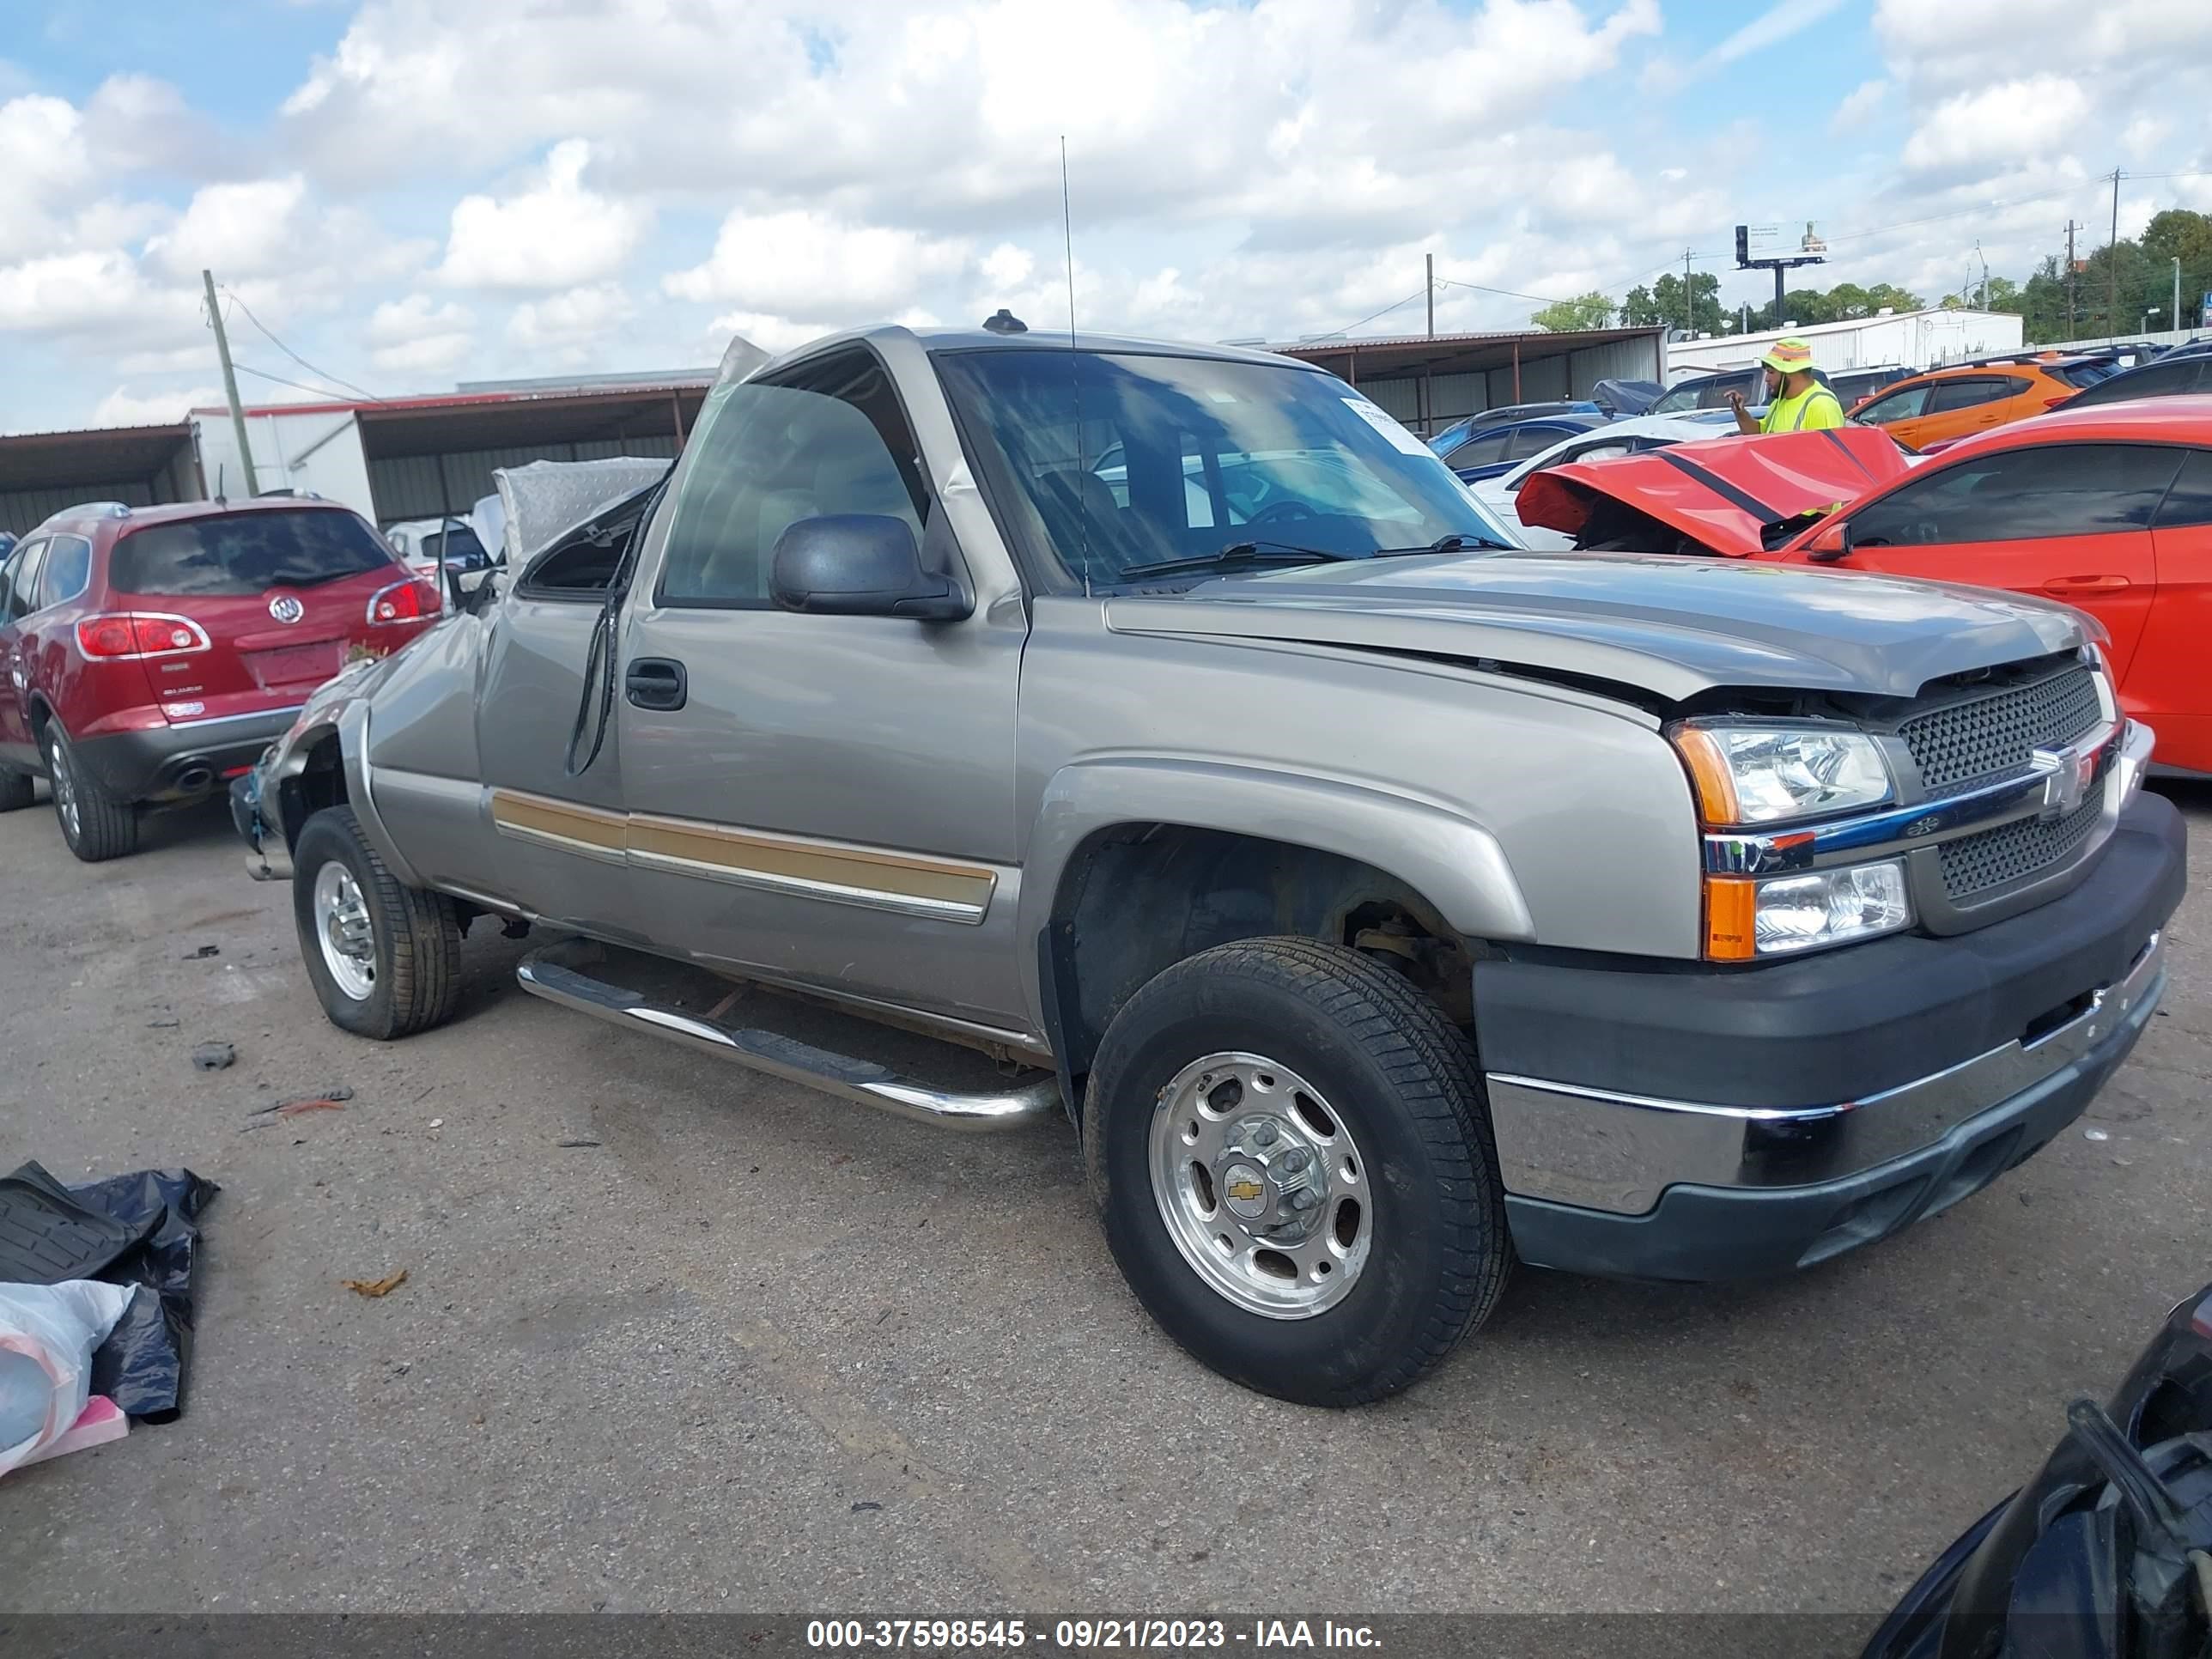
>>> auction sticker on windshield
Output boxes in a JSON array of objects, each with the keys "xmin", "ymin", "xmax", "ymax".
[{"xmin": 1340, "ymin": 397, "xmax": 1433, "ymax": 457}]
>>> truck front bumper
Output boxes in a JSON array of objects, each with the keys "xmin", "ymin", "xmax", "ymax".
[{"xmin": 1479, "ymin": 791, "xmax": 2185, "ymax": 1281}]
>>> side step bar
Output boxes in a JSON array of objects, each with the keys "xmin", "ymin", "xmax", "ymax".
[{"xmin": 514, "ymin": 939, "xmax": 1060, "ymax": 1132}]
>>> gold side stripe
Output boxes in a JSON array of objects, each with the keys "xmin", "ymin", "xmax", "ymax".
[{"xmin": 489, "ymin": 789, "xmax": 996, "ymax": 922}]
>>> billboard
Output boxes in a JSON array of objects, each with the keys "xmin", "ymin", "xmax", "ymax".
[{"xmin": 1735, "ymin": 222, "xmax": 1827, "ymax": 264}]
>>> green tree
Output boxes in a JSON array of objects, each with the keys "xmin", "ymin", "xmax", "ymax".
[
  {"xmin": 1529, "ymin": 291, "xmax": 1619, "ymax": 331},
  {"xmin": 1620, "ymin": 284, "xmax": 1660, "ymax": 326},
  {"xmin": 1646, "ymin": 271, "xmax": 1725, "ymax": 334}
]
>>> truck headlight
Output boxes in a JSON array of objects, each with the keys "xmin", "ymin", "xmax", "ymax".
[
  {"xmin": 1670, "ymin": 722, "xmax": 1893, "ymax": 826},
  {"xmin": 1706, "ymin": 859, "xmax": 1911, "ymax": 960}
]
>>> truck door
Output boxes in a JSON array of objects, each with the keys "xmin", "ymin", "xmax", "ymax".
[{"xmin": 614, "ymin": 343, "xmax": 1030, "ymax": 1033}]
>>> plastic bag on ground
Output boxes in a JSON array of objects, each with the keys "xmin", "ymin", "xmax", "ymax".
[
  {"xmin": 0, "ymin": 1279, "xmax": 136, "ymax": 1474},
  {"xmin": 68, "ymin": 1168, "xmax": 220, "ymax": 1422}
]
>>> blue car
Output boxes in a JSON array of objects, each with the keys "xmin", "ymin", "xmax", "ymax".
[{"xmin": 1426, "ymin": 405, "xmax": 1608, "ymax": 483}]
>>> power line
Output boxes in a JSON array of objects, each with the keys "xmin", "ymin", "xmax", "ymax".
[
  {"xmin": 232, "ymin": 361, "xmax": 365, "ymax": 404},
  {"xmin": 220, "ymin": 287, "xmax": 387, "ymax": 404},
  {"xmin": 1310, "ymin": 285, "xmax": 1434, "ymax": 341},
  {"xmin": 1436, "ymin": 276, "xmax": 1577, "ymax": 307}
]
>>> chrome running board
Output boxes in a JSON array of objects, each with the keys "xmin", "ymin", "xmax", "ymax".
[{"xmin": 515, "ymin": 938, "xmax": 1060, "ymax": 1132}]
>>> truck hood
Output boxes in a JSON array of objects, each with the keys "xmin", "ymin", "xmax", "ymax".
[
  {"xmin": 1515, "ymin": 424, "xmax": 1909, "ymax": 556},
  {"xmin": 1104, "ymin": 550, "xmax": 2087, "ymax": 702}
]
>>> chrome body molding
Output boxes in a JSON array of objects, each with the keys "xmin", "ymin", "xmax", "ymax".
[
  {"xmin": 625, "ymin": 846, "xmax": 986, "ymax": 923},
  {"xmin": 1486, "ymin": 929, "xmax": 2165, "ymax": 1215},
  {"xmin": 170, "ymin": 702, "xmax": 307, "ymax": 731},
  {"xmin": 1703, "ymin": 719, "xmax": 2135, "ymax": 877},
  {"xmin": 514, "ymin": 937, "xmax": 1058, "ymax": 1131}
]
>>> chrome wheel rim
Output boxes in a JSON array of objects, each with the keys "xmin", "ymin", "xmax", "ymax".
[
  {"xmin": 313, "ymin": 861, "xmax": 376, "ymax": 1001},
  {"xmin": 1147, "ymin": 1051, "xmax": 1371, "ymax": 1319},
  {"xmin": 47, "ymin": 738, "xmax": 79, "ymax": 840}
]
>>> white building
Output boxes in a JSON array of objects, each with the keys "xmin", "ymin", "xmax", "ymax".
[{"xmin": 1665, "ymin": 308, "xmax": 2026, "ymax": 380}]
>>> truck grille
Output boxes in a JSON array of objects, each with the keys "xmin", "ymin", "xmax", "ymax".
[
  {"xmin": 1900, "ymin": 666, "xmax": 2102, "ymax": 794},
  {"xmin": 1939, "ymin": 793, "xmax": 2104, "ymax": 899}
]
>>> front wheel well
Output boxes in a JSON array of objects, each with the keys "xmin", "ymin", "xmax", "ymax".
[
  {"xmin": 278, "ymin": 730, "xmax": 349, "ymax": 851},
  {"xmin": 1042, "ymin": 824, "xmax": 1478, "ymax": 1109}
]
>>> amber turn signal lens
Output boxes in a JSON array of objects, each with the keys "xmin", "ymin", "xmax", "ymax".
[
  {"xmin": 1704, "ymin": 877, "xmax": 1757, "ymax": 962},
  {"xmin": 1671, "ymin": 726, "xmax": 1740, "ymax": 824}
]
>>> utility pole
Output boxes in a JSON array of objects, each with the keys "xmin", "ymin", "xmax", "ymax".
[
  {"xmin": 1425, "ymin": 253, "xmax": 1435, "ymax": 338},
  {"xmin": 203, "ymin": 269, "xmax": 258, "ymax": 498},
  {"xmin": 2175, "ymin": 258, "xmax": 2184, "ymax": 340},
  {"xmin": 2065, "ymin": 222, "xmax": 2077, "ymax": 336},
  {"xmin": 1683, "ymin": 248, "xmax": 1693, "ymax": 334},
  {"xmin": 2108, "ymin": 168, "xmax": 2123, "ymax": 339}
]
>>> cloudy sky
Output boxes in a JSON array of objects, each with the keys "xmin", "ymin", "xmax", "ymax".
[{"xmin": 3, "ymin": 0, "xmax": 2208, "ymax": 433}]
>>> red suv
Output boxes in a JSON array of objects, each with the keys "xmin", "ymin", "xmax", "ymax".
[{"xmin": 0, "ymin": 497, "xmax": 439, "ymax": 860}]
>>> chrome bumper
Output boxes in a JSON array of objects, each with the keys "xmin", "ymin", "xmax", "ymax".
[{"xmin": 1487, "ymin": 928, "xmax": 2165, "ymax": 1216}]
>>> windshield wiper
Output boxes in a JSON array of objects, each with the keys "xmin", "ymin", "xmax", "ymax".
[
  {"xmin": 1118, "ymin": 540, "xmax": 1355, "ymax": 580},
  {"xmin": 1369, "ymin": 532, "xmax": 1512, "ymax": 556}
]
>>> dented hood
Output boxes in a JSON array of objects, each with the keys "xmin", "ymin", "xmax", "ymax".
[
  {"xmin": 1516, "ymin": 425, "xmax": 1910, "ymax": 555},
  {"xmin": 1105, "ymin": 550, "xmax": 2087, "ymax": 702}
]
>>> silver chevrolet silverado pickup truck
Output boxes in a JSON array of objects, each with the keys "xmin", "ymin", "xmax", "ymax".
[{"xmin": 234, "ymin": 324, "xmax": 2185, "ymax": 1405}]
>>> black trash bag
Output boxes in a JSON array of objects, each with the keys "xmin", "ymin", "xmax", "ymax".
[{"xmin": 0, "ymin": 1164, "xmax": 221, "ymax": 1424}]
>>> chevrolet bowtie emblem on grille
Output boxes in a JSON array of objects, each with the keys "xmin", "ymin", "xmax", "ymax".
[{"xmin": 2029, "ymin": 742, "xmax": 2098, "ymax": 821}]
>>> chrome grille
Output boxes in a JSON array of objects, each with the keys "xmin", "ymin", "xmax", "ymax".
[
  {"xmin": 1900, "ymin": 667, "xmax": 2102, "ymax": 794},
  {"xmin": 1938, "ymin": 793, "xmax": 2103, "ymax": 899}
]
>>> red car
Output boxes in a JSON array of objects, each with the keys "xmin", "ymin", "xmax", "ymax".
[
  {"xmin": 0, "ymin": 497, "xmax": 439, "ymax": 860},
  {"xmin": 1769, "ymin": 398, "xmax": 2212, "ymax": 775},
  {"xmin": 1517, "ymin": 399, "xmax": 2212, "ymax": 775}
]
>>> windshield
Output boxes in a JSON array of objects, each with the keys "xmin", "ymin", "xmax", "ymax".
[
  {"xmin": 110, "ymin": 508, "xmax": 398, "ymax": 596},
  {"xmin": 1650, "ymin": 375, "xmax": 1744, "ymax": 414},
  {"xmin": 2050, "ymin": 361, "xmax": 2118, "ymax": 387},
  {"xmin": 935, "ymin": 349, "xmax": 1516, "ymax": 586}
]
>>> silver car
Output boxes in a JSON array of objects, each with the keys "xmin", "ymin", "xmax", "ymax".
[{"xmin": 235, "ymin": 325, "xmax": 2183, "ymax": 1405}]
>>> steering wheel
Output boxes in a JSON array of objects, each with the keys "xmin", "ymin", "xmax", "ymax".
[{"xmin": 1249, "ymin": 499, "xmax": 1318, "ymax": 526}]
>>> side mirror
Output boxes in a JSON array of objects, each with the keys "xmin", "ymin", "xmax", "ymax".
[
  {"xmin": 1804, "ymin": 519, "xmax": 1852, "ymax": 564},
  {"xmin": 769, "ymin": 514, "xmax": 971, "ymax": 621}
]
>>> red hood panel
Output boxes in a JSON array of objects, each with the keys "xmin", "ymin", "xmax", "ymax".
[{"xmin": 1516, "ymin": 425, "xmax": 1909, "ymax": 556}]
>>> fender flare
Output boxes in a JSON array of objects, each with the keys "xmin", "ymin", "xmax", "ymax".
[
  {"xmin": 266, "ymin": 699, "xmax": 426, "ymax": 890},
  {"xmin": 1017, "ymin": 755, "xmax": 1534, "ymax": 1028}
]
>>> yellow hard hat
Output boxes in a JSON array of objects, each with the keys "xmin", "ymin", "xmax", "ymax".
[{"xmin": 1759, "ymin": 338, "xmax": 1817, "ymax": 376}]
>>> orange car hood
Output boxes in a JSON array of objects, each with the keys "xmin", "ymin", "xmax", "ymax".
[{"xmin": 1515, "ymin": 425, "xmax": 1910, "ymax": 556}]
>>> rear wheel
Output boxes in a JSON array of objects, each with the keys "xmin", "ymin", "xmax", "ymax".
[
  {"xmin": 292, "ymin": 805, "xmax": 463, "ymax": 1039},
  {"xmin": 1083, "ymin": 936, "xmax": 1510, "ymax": 1407},
  {"xmin": 43, "ymin": 726, "xmax": 138, "ymax": 861},
  {"xmin": 0, "ymin": 769, "xmax": 33, "ymax": 812}
]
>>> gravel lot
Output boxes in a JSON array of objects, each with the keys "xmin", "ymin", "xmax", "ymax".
[{"xmin": 1, "ymin": 786, "xmax": 2206, "ymax": 1622}]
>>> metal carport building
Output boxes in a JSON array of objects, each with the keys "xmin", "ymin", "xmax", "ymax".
[
  {"xmin": 1270, "ymin": 326, "xmax": 1668, "ymax": 440},
  {"xmin": 0, "ymin": 423, "xmax": 203, "ymax": 535}
]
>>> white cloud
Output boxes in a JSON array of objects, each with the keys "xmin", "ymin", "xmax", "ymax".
[
  {"xmin": 144, "ymin": 177, "xmax": 310, "ymax": 278},
  {"xmin": 1901, "ymin": 76, "xmax": 2089, "ymax": 175},
  {"xmin": 368, "ymin": 292, "xmax": 474, "ymax": 375},
  {"xmin": 90, "ymin": 383, "xmax": 220, "ymax": 427},
  {"xmin": 666, "ymin": 210, "xmax": 973, "ymax": 315},
  {"xmin": 1832, "ymin": 77, "xmax": 1887, "ymax": 131},
  {"xmin": 0, "ymin": 249, "xmax": 198, "ymax": 339},
  {"xmin": 436, "ymin": 139, "xmax": 647, "ymax": 289},
  {"xmin": 507, "ymin": 282, "xmax": 635, "ymax": 349},
  {"xmin": 1704, "ymin": 0, "xmax": 1848, "ymax": 68}
]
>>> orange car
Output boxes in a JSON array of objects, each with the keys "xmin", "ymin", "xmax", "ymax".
[{"xmin": 1847, "ymin": 356, "xmax": 2117, "ymax": 450}]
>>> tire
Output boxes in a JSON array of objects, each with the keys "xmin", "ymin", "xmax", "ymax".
[
  {"xmin": 43, "ymin": 726, "xmax": 138, "ymax": 861},
  {"xmin": 292, "ymin": 805, "xmax": 463, "ymax": 1040},
  {"xmin": 0, "ymin": 769, "xmax": 33, "ymax": 812},
  {"xmin": 1083, "ymin": 936, "xmax": 1510, "ymax": 1407}
]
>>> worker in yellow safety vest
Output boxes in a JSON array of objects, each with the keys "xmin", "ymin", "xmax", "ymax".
[{"xmin": 1729, "ymin": 337, "xmax": 1844, "ymax": 434}]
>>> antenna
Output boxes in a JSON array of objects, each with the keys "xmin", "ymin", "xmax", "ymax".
[{"xmin": 1060, "ymin": 135, "xmax": 1090, "ymax": 599}]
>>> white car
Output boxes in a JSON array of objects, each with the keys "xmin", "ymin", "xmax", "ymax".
[{"xmin": 1468, "ymin": 411, "xmax": 1739, "ymax": 549}]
